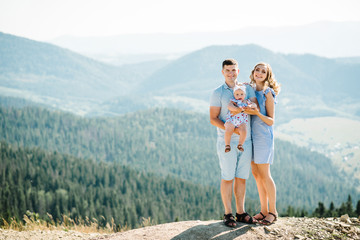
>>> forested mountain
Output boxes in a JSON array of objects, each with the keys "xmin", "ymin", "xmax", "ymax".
[
  {"xmin": 0, "ymin": 96, "xmax": 45, "ymax": 109},
  {"xmin": 1, "ymin": 105, "xmax": 358, "ymax": 211},
  {"xmin": 0, "ymin": 141, "xmax": 225, "ymax": 228}
]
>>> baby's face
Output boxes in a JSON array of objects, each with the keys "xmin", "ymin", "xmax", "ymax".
[{"xmin": 234, "ymin": 89, "xmax": 246, "ymax": 100}]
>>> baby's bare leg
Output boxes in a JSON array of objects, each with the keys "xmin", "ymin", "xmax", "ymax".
[
  {"xmin": 224, "ymin": 122, "xmax": 235, "ymax": 151},
  {"xmin": 237, "ymin": 123, "xmax": 247, "ymax": 152}
]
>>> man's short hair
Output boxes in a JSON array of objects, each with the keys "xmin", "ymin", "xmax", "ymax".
[{"xmin": 222, "ymin": 59, "xmax": 238, "ymax": 69}]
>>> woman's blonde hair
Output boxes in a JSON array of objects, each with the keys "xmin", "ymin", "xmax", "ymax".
[{"xmin": 250, "ymin": 62, "xmax": 281, "ymax": 95}]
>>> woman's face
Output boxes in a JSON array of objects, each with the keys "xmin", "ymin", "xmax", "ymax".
[{"xmin": 253, "ymin": 65, "xmax": 267, "ymax": 83}]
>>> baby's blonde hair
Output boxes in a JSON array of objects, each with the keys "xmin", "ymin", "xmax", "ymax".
[{"xmin": 249, "ymin": 62, "xmax": 281, "ymax": 95}]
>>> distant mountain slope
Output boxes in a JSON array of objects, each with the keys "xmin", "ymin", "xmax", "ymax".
[
  {"xmin": 0, "ymin": 32, "xmax": 124, "ymax": 100},
  {"xmin": 1, "ymin": 105, "xmax": 359, "ymax": 211},
  {"xmin": 1, "ymin": 32, "xmax": 359, "ymax": 119},
  {"xmin": 0, "ymin": 32, "xmax": 168, "ymax": 106},
  {"xmin": 140, "ymin": 44, "xmax": 359, "ymax": 100},
  {"xmin": 284, "ymin": 54, "xmax": 360, "ymax": 101},
  {"xmin": 132, "ymin": 44, "xmax": 360, "ymax": 122}
]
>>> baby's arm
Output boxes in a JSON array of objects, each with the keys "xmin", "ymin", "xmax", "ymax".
[
  {"xmin": 228, "ymin": 100, "xmax": 244, "ymax": 115},
  {"xmin": 246, "ymin": 99, "xmax": 256, "ymax": 108}
]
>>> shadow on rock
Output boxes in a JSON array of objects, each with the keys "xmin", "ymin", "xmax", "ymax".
[{"xmin": 171, "ymin": 221, "xmax": 259, "ymax": 240}]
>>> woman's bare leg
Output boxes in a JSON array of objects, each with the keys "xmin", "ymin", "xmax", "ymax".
[
  {"xmin": 254, "ymin": 163, "xmax": 277, "ymax": 222},
  {"xmin": 251, "ymin": 162, "xmax": 269, "ymax": 219}
]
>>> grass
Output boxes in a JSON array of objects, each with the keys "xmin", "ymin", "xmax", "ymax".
[{"xmin": 1, "ymin": 211, "xmax": 155, "ymax": 233}]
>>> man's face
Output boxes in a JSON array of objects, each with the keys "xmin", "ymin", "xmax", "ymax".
[{"xmin": 222, "ymin": 64, "xmax": 239, "ymax": 83}]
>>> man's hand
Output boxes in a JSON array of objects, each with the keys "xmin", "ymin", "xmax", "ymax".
[
  {"xmin": 233, "ymin": 127, "xmax": 241, "ymax": 135},
  {"xmin": 229, "ymin": 107, "xmax": 244, "ymax": 116}
]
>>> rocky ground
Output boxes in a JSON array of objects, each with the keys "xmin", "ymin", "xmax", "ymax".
[{"xmin": 1, "ymin": 215, "xmax": 359, "ymax": 240}]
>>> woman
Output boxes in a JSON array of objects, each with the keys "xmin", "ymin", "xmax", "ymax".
[{"xmin": 247, "ymin": 62, "xmax": 281, "ymax": 225}]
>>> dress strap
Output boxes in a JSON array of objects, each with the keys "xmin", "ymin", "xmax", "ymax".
[{"xmin": 264, "ymin": 88, "xmax": 277, "ymax": 104}]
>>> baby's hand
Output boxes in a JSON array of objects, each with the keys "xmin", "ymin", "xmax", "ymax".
[
  {"xmin": 230, "ymin": 106, "xmax": 244, "ymax": 116},
  {"xmin": 249, "ymin": 103, "xmax": 256, "ymax": 109}
]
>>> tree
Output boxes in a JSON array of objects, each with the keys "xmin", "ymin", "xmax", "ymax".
[
  {"xmin": 326, "ymin": 202, "xmax": 335, "ymax": 217},
  {"xmin": 313, "ymin": 202, "xmax": 326, "ymax": 217},
  {"xmin": 337, "ymin": 202, "xmax": 347, "ymax": 216},
  {"xmin": 356, "ymin": 200, "xmax": 360, "ymax": 217},
  {"xmin": 345, "ymin": 195, "xmax": 354, "ymax": 217}
]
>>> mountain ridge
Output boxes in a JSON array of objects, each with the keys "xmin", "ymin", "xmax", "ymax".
[{"xmin": 1, "ymin": 32, "xmax": 360, "ymax": 119}]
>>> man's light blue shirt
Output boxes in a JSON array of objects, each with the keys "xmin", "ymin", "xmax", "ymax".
[{"xmin": 210, "ymin": 82, "xmax": 255, "ymax": 141}]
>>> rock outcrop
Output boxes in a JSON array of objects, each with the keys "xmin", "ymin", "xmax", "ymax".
[{"xmin": 1, "ymin": 216, "xmax": 359, "ymax": 240}]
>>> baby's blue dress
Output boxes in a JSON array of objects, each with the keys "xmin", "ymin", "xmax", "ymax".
[
  {"xmin": 251, "ymin": 88, "xmax": 276, "ymax": 164},
  {"xmin": 225, "ymin": 98, "xmax": 252, "ymax": 127}
]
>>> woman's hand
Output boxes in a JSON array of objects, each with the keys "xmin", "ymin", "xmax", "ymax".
[{"xmin": 243, "ymin": 106, "xmax": 259, "ymax": 116}]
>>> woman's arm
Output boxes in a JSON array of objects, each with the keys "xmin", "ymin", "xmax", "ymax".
[
  {"xmin": 258, "ymin": 91, "xmax": 275, "ymax": 126},
  {"xmin": 244, "ymin": 92, "xmax": 275, "ymax": 126}
]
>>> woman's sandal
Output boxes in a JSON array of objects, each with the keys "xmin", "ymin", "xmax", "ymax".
[
  {"xmin": 225, "ymin": 145, "xmax": 231, "ymax": 153},
  {"xmin": 237, "ymin": 144, "xmax": 244, "ymax": 152},
  {"xmin": 223, "ymin": 213, "xmax": 236, "ymax": 227},
  {"xmin": 236, "ymin": 212, "xmax": 256, "ymax": 224},
  {"xmin": 260, "ymin": 212, "xmax": 278, "ymax": 225},
  {"xmin": 253, "ymin": 212, "xmax": 266, "ymax": 221}
]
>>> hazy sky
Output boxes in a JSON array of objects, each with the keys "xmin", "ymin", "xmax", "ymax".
[{"xmin": 1, "ymin": 0, "xmax": 360, "ymax": 41}]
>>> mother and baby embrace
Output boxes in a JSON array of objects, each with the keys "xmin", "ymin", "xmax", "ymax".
[{"xmin": 210, "ymin": 59, "xmax": 281, "ymax": 227}]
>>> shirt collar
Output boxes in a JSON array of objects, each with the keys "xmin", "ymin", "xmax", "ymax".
[{"xmin": 222, "ymin": 83, "xmax": 232, "ymax": 90}]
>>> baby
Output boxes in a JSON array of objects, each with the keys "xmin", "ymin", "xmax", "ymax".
[{"xmin": 224, "ymin": 84, "xmax": 256, "ymax": 152}]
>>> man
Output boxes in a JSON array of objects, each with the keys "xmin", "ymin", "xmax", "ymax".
[{"xmin": 209, "ymin": 59, "xmax": 258, "ymax": 227}]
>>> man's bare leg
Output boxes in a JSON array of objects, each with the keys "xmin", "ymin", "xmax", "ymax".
[
  {"xmin": 234, "ymin": 177, "xmax": 246, "ymax": 214},
  {"xmin": 221, "ymin": 179, "xmax": 235, "ymax": 227},
  {"xmin": 234, "ymin": 177, "xmax": 254, "ymax": 223}
]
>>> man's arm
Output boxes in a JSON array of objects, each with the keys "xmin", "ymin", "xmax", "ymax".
[
  {"xmin": 210, "ymin": 106, "xmax": 241, "ymax": 135},
  {"xmin": 210, "ymin": 106, "xmax": 225, "ymax": 130}
]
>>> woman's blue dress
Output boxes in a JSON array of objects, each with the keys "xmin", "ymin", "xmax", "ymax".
[{"xmin": 251, "ymin": 87, "xmax": 276, "ymax": 164}]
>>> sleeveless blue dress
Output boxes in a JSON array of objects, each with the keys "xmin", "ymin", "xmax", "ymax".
[{"xmin": 251, "ymin": 87, "xmax": 276, "ymax": 164}]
